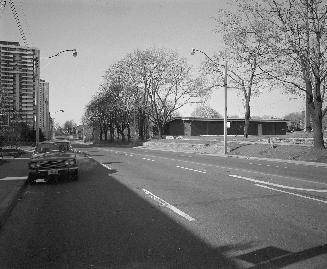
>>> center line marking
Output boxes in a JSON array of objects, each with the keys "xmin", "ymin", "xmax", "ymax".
[
  {"xmin": 142, "ymin": 189, "xmax": 196, "ymax": 222},
  {"xmin": 176, "ymin": 165, "xmax": 206, "ymax": 174}
]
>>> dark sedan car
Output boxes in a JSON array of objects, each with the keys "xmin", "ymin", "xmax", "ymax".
[{"xmin": 27, "ymin": 140, "xmax": 78, "ymax": 184}]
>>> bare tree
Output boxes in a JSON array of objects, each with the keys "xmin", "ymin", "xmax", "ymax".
[
  {"xmin": 201, "ymin": 5, "xmax": 266, "ymax": 137},
  {"xmin": 104, "ymin": 48, "xmax": 202, "ymax": 139},
  {"xmin": 241, "ymin": 0, "xmax": 327, "ymax": 149}
]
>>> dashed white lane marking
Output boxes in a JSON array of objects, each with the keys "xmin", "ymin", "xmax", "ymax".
[
  {"xmin": 176, "ymin": 166, "xmax": 207, "ymax": 174},
  {"xmin": 249, "ymin": 162, "xmax": 284, "ymax": 169},
  {"xmin": 142, "ymin": 157, "xmax": 155, "ymax": 162},
  {"xmin": 255, "ymin": 184, "xmax": 327, "ymax": 204},
  {"xmin": 97, "ymin": 148, "xmax": 327, "ymax": 186},
  {"xmin": 229, "ymin": 174, "xmax": 327, "ymax": 193},
  {"xmin": 0, "ymin": 176, "xmax": 27, "ymax": 181},
  {"xmin": 142, "ymin": 189, "xmax": 196, "ymax": 222}
]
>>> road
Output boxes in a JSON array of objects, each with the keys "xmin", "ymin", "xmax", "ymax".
[{"xmin": 0, "ymin": 146, "xmax": 326, "ymax": 268}]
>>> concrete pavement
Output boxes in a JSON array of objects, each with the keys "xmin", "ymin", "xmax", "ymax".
[{"xmin": 0, "ymin": 155, "xmax": 30, "ymax": 229}]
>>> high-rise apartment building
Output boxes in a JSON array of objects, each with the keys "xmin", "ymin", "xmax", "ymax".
[
  {"xmin": 0, "ymin": 41, "xmax": 40, "ymax": 127},
  {"xmin": 39, "ymin": 79, "xmax": 50, "ymax": 139}
]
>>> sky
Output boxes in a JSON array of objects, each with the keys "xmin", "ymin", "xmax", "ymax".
[{"xmin": 0, "ymin": 0, "xmax": 304, "ymax": 126}]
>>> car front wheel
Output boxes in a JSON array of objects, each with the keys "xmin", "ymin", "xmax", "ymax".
[
  {"xmin": 27, "ymin": 173, "xmax": 36, "ymax": 185},
  {"xmin": 72, "ymin": 170, "xmax": 78, "ymax": 181}
]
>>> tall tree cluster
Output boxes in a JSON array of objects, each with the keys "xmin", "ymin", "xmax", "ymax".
[
  {"xmin": 84, "ymin": 48, "xmax": 202, "ymax": 142},
  {"xmin": 203, "ymin": 0, "xmax": 326, "ymax": 148},
  {"xmin": 244, "ymin": 0, "xmax": 327, "ymax": 148}
]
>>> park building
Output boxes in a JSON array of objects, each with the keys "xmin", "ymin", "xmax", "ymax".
[
  {"xmin": 0, "ymin": 40, "xmax": 40, "ymax": 128},
  {"xmin": 164, "ymin": 117, "xmax": 288, "ymax": 136}
]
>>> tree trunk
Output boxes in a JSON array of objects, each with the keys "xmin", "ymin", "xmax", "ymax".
[
  {"xmin": 108, "ymin": 123, "xmax": 114, "ymax": 142},
  {"xmin": 121, "ymin": 132, "xmax": 125, "ymax": 142},
  {"xmin": 138, "ymin": 109, "xmax": 145, "ymax": 141},
  {"xmin": 157, "ymin": 123, "xmax": 162, "ymax": 139},
  {"xmin": 104, "ymin": 126, "xmax": 108, "ymax": 141},
  {"xmin": 99, "ymin": 126, "xmax": 103, "ymax": 141},
  {"xmin": 305, "ymin": 94, "xmax": 311, "ymax": 132},
  {"xmin": 310, "ymin": 104, "xmax": 325, "ymax": 149},
  {"xmin": 244, "ymin": 101, "xmax": 250, "ymax": 138},
  {"xmin": 127, "ymin": 125, "xmax": 131, "ymax": 141}
]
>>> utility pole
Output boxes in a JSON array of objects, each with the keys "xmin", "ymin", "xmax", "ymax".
[{"xmin": 224, "ymin": 61, "xmax": 228, "ymax": 155}]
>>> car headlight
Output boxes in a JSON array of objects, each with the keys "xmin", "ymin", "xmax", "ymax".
[
  {"xmin": 29, "ymin": 162, "xmax": 40, "ymax": 169},
  {"xmin": 65, "ymin": 159, "xmax": 76, "ymax": 166}
]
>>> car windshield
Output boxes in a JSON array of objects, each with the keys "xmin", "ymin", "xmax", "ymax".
[{"xmin": 35, "ymin": 143, "xmax": 69, "ymax": 153}]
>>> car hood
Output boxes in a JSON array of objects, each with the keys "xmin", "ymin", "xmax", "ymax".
[{"xmin": 31, "ymin": 152, "xmax": 76, "ymax": 161}]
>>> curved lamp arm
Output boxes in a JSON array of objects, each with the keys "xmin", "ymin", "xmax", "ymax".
[{"xmin": 48, "ymin": 49, "xmax": 77, "ymax": 59}]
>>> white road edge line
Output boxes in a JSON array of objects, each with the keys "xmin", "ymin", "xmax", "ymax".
[
  {"xmin": 101, "ymin": 163, "xmax": 112, "ymax": 170},
  {"xmin": 142, "ymin": 188, "xmax": 196, "ymax": 222},
  {"xmin": 229, "ymin": 174, "xmax": 327, "ymax": 193},
  {"xmin": 255, "ymin": 184, "xmax": 327, "ymax": 204},
  {"xmin": 0, "ymin": 157, "xmax": 29, "ymax": 160}
]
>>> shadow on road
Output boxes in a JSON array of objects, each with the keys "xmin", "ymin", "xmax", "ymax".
[
  {"xmin": 238, "ymin": 244, "xmax": 327, "ymax": 268},
  {"xmin": 75, "ymin": 158, "xmax": 243, "ymax": 268}
]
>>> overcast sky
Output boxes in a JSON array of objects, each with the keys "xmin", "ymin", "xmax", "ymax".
[{"xmin": 0, "ymin": 0, "xmax": 303, "ymax": 125}]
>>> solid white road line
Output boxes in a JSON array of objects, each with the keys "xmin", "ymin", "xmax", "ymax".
[
  {"xmin": 229, "ymin": 174, "xmax": 327, "ymax": 193},
  {"xmin": 0, "ymin": 176, "xmax": 27, "ymax": 181},
  {"xmin": 142, "ymin": 188, "xmax": 196, "ymax": 222},
  {"xmin": 255, "ymin": 184, "xmax": 327, "ymax": 204},
  {"xmin": 0, "ymin": 157, "xmax": 29, "ymax": 160},
  {"xmin": 101, "ymin": 163, "xmax": 112, "ymax": 170}
]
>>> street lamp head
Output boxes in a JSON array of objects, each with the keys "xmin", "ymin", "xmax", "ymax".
[
  {"xmin": 73, "ymin": 50, "xmax": 77, "ymax": 57},
  {"xmin": 190, "ymin": 48, "xmax": 196, "ymax": 55},
  {"xmin": 59, "ymin": 109, "xmax": 64, "ymax": 112}
]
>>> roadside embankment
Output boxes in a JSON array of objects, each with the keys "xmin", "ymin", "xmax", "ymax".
[{"xmin": 140, "ymin": 136, "xmax": 327, "ymax": 163}]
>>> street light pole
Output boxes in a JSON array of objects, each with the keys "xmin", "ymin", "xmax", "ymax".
[
  {"xmin": 51, "ymin": 109, "xmax": 64, "ymax": 140},
  {"xmin": 35, "ymin": 49, "xmax": 77, "ymax": 144},
  {"xmin": 191, "ymin": 48, "xmax": 228, "ymax": 154},
  {"xmin": 223, "ymin": 61, "xmax": 228, "ymax": 154}
]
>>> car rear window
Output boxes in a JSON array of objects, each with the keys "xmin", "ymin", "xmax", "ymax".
[{"xmin": 36, "ymin": 143, "xmax": 60, "ymax": 153}]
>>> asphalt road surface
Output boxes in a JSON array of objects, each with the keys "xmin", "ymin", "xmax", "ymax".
[{"xmin": 0, "ymin": 146, "xmax": 326, "ymax": 268}]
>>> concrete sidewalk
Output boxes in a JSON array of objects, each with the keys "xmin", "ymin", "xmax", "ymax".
[
  {"xmin": 0, "ymin": 178, "xmax": 27, "ymax": 229},
  {"xmin": 0, "ymin": 157, "xmax": 30, "ymax": 229}
]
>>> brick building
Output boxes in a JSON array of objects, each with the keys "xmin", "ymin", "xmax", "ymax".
[{"xmin": 164, "ymin": 117, "xmax": 288, "ymax": 136}]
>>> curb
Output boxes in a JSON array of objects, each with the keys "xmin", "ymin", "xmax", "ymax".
[{"xmin": 0, "ymin": 180, "xmax": 27, "ymax": 229}]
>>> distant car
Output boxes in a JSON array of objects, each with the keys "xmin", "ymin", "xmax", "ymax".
[{"xmin": 27, "ymin": 140, "xmax": 78, "ymax": 184}]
